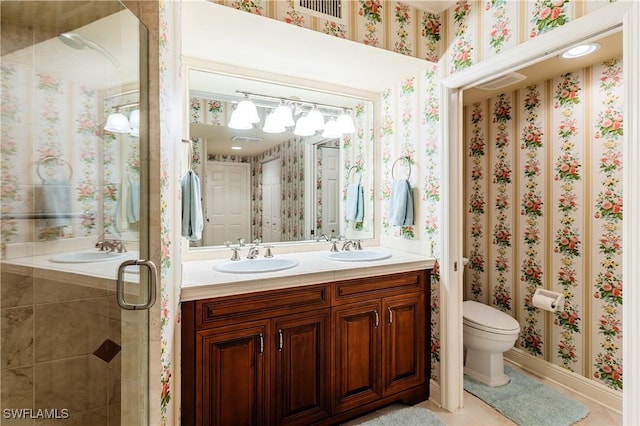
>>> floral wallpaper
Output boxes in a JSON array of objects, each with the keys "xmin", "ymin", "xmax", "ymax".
[
  {"xmin": 379, "ymin": 64, "xmax": 442, "ymax": 380},
  {"xmin": 463, "ymin": 57, "xmax": 624, "ymax": 390},
  {"xmin": 0, "ymin": 64, "xmax": 101, "ymax": 245}
]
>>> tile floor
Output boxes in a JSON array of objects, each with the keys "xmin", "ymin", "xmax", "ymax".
[{"xmin": 345, "ymin": 362, "xmax": 622, "ymax": 425}]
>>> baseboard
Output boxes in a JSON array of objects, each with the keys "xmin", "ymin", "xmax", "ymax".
[
  {"xmin": 505, "ymin": 348, "xmax": 622, "ymax": 414},
  {"xmin": 429, "ymin": 379, "xmax": 442, "ymax": 408}
]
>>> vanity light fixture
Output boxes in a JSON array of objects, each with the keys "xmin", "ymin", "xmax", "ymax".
[
  {"xmin": 337, "ymin": 109, "xmax": 355, "ymax": 134},
  {"xmin": 263, "ymin": 110, "xmax": 286, "ymax": 133},
  {"xmin": 307, "ymin": 105, "xmax": 325, "ymax": 130},
  {"xmin": 228, "ymin": 94, "xmax": 260, "ymax": 129},
  {"xmin": 274, "ymin": 101, "xmax": 295, "ymax": 127},
  {"xmin": 294, "ymin": 115, "xmax": 315, "ymax": 137},
  {"xmin": 322, "ymin": 118, "xmax": 342, "ymax": 139},
  {"xmin": 129, "ymin": 109, "xmax": 140, "ymax": 137},
  {"xmin": 561, "ymin": 42, "xmax": 600, "ymax": 59},
  {"xmin": 104, "ymin": 110, "xmax": 131, "ymax": 133},
  {"xmin": 231, "ymin": 146, "xmax": 242, "ymax": 150}
]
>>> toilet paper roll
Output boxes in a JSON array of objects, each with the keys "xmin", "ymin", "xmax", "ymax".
[{"xmin": 532, "ymin": 289, "xmax": 563, "ymax": 312}]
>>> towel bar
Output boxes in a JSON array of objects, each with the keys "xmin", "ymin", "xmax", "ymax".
[
  {"xmin": 346, "ymin": 165, "xmax": 362, "ymax": 184},
  {"xmin": 37, "ymin": 156, "xmax": 73, "ymax": 182},
  {"xmin": 391, "ymin": 156, "xmax": 412, "ymax": 181}
]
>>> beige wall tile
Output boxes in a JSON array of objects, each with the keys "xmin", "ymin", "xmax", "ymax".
[
  {"xmin": 1, "ymin": 272, "xmax": 33, "ymax": 309},
  {"xmin": 1, "ymin": 306, "xmax": 34, "ymax": 369}
]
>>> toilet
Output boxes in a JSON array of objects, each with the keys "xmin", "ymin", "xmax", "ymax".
[
  {"xmin": 461, "ymin": 259, "xmax": 520, "ymax": 386},
  {"xmin": 463, "ymin": 300, "xmax": 520, "ymax": 386}
]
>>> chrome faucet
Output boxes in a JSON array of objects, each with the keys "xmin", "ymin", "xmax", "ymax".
[
  {"xmin": 247, "ymin": 245, "xmax": 260, "ymax": 259},
  {"xmin": 264, "ymin": 245, "xmax": 274, "ymax": 258},
  {"xmin": 341, "ymin": 240, "xmax": 354, "ymax": 251},
  {"xmin": 95, "ymin": 239, "xmax": 127, "ymax": 253},
  {"xmin": 316, "ymin": 233, "xmax": 331, "ymax": 242},
  {"xmin": 230, "ymin": 247, "xmax": 241, "ymax": 261}
]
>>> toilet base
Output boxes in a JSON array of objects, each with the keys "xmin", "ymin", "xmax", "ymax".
[{"xmin": 464, "ymin": 347, "xmax": 511, "ymax": 387}]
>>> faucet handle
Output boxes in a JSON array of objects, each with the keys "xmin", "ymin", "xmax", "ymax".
[
  {"xmin": 252, "ymin": 239, "xmax": 261, "ymax": 245},
  {"xmin": 230, "ymin": 247, "xmax": 241, "ymax": 261},
  {"xmin": 354, "ymin": 240, "xmax": 363, "ymax": 250},
  {"xmin": 238, "ymin": 238, "xmax": 245, "ymax": 247},
  {"xmin": 264, "ymin": 244, "xmax": 273, "ymax": 258},
  {"xmin": 330, "ymin": 239, "xmax": 339, "ymax": 252},
  {"xmin": 224, "ymin": 240, "xmax": 232, "ymax": 247}
]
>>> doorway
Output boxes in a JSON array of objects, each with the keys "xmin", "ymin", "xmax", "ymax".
[{"xmin": 205, "ymin": 161, "xmax": 251, "ymax": 245}]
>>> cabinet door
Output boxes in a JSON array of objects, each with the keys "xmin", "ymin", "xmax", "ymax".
[
  {"xmin": 382, "ymin": 293, "xmax": 426, "ymax": 396},
  {"xmin": 198, "ymin": 320, "xmax": 269, "ymax": 426},
  {"xmin": 332, "ymin": 301, "xmax": 382, "ymax": 413},
  {"xmin": 273, "ymin": 310, "xmax": 330, "ymax": 425}
]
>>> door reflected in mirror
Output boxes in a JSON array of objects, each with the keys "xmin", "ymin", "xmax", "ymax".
[{"xmin": 187, "ymin": 69, "xmax": 374, "ymax": 248}]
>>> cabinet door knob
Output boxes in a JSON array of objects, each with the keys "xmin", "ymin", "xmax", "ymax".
[
  {"xmin": 374, "ymin": 310, "xmax": 379, "ymax": 328},
  {"xmin": 278, "ymin": 329, "xmax": 283, "ymax": 351},
  {"xmin": 258, "ymin": 333, "xmax": 264, "ymax": 354},
  {"xmin": 387, "ymin": 306, "xmax": 393, "ymax": 325}
]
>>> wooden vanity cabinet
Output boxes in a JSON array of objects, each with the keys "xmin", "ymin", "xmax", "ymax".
[{"xmin": 181, "ymin": 270, "xmax": 430, "ymax": 426}]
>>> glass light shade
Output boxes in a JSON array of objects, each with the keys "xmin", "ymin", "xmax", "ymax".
[
  {"xmin": 307, "ymin": 108, "xmax": 325, "ymax": 130},
  {"xmin": 274, "ymin": 104, "xmax": 295, "ymax": 127},
  {"xmin": 129, "ymin": 109, "xmax": 140, "ymax": 137},
  {"xmin": 561, "ymin": 43, "xmax": 600, "ymax": 59},
  {"xmin": 235, "ymin": 99, "xmax": 260, "ymax": 123},
  {"xmin": 293, "ymin": 116, "xmax": 315, "ymax": 137},
  {"xmin": 228, "ymin": 109, "xmax": 253, "ymax": 130},
  {"xmin": 337, "ymin": 113, "xmax": 356, "ymax": 134},
  {"xmin": 104, "ymin": 112, "xmax": 131, "ymax": 133},
  {"xmin": 262, "ymin": 112, "xmax": 286, "ymax": 133},
  {"xmin": 322, "ymin": 119, "xmax": 342, "ymax": 138}
]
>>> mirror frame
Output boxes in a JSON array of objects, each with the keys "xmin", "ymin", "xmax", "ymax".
[
  {"xmin": 181, "ymin": 57, "xmax": 380, "ymax": 258},
  {"xmin": 439, "ymin": 1, "xmax": 640, "ymax": 418}
]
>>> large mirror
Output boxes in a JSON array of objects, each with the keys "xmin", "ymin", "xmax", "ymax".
[{"xmin": 187, "ymin": 68, "xmax": 375, "ymax": 247}]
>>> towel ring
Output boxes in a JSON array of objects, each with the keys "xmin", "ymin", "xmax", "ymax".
[
  {"xmin": 37, "ymin": 156, "xmax": 73, "ymax": 182},
  {"xmin": 347, "ymin": 165, "xmax": 362, "ymax": 184},
  {"xmin": 391, "ymin": 157, "xmax": 411, "ymax": 181}
]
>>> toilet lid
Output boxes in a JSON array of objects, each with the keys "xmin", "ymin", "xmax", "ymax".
[{"xmin": 463, "ymin": 300, "xmax": 520, "ymax": 333}]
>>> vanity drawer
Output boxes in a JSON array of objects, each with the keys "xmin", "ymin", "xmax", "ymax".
[
  {"xmin": 333, "ymin": 270, "xmax": 427, "ymax": 305},
  {"xmin": 196, "ymin": 283, "xmax": 331, "ymax": 329}
]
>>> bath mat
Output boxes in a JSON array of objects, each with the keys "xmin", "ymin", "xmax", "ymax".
[
  {"xmin": 464, "ymin": 365, "xmax": 589, "ymax": 426},
  {"xmin": 357, "ymin": 406, "xmax": 445, "ymax": 425}
]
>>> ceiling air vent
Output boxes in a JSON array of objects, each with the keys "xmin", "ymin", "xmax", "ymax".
[
  {"xmin": 231, "ymin": 136, "xmax": 263, "ymax": 143},
  {"xmin": 476, "ymin": 72, "xmax": 526, "ymax": 91},
  {"xmin": 298, "ymin": 0, "xmax": 344, "ymax": 22}
]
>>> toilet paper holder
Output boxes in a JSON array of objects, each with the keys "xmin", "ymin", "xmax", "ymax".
[{"xmin": 532, "ymin": 288, "xmax": 564, "ymax": 312}]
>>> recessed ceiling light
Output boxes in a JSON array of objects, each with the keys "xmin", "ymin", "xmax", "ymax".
[
  {"xmin": 561, "ymin": 42, "xmax": 600, "ymax": 59},
  {"xmin": 231, "ymin": 146, "xmax": 242, "ymax": 150}
]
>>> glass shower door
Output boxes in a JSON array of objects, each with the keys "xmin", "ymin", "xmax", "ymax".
[{"xmin": 0, "ymin": 2, "xmax": 153, "ymax": 424}]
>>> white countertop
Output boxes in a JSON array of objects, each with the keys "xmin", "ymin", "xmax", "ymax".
[
  {"xmin": 1, "ymin": 249, "xmax": 140, "ymax": 291},
  {"xmin": 181, "ymin": 248, "xmax": 435, "ymax": 301}
]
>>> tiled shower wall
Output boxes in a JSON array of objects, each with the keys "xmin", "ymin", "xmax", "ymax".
[
  {"xmin": 1, "ymin": 269, "xmax": 124, "ymax": 425},
  {"xmin": 463, "ymin": 57, "xmax": 624, "ymax": 391}
]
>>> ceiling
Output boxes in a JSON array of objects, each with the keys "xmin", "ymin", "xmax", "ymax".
[{"xmin": 464, "ymin": 30, "xmax": 622, "ymax": 105}]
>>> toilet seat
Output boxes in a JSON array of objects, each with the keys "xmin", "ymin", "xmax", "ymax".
[{"xmin": 463, "ymin": 300, "xmax": 520, "ymax": 335}]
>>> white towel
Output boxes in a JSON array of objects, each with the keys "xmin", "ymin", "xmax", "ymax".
[
  {"xmin": 181, "ymin": 171, "xmax": 204, "ymax": 241},
  {"xmin": 345, "ymin": 183, "xmax": 364, "ymax": 223},
  {"xmin": 389, "ymin": 179, "xmax": 414, "ymax": 226}
]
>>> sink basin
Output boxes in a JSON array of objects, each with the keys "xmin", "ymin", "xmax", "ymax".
[
  {"xmin": 50, "ymin": 250, "xmax": 129, "ymax": 264},
  {"xmin": 214, "ymin": 257, "xmax": 299, "ymax": 274},
  {"xmin": 325, "ymin": 250, "xmax": 392, "ymax": 262}
]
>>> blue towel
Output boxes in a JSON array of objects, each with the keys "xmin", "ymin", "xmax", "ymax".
[
  {"xmin": 345, "ymin": 183, "xmax": 364, "ymax": 223},
  {"xmin": 181, "ymin": 171, "xmax": 203, "ymax": 241},
  {"xmin": 36, "ymin": 180, "xmax": 72, "ymax": 227},
  {"xmin": 389, "ymin": 179, "xmax": 414, "ymax": 226},
  {"xmin": 126, "ymin": 181, "xmax": 140, "ymax": 224}
]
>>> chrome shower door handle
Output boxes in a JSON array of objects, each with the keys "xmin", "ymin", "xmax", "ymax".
[{"xmin": 117, "ymin": 259, "xmax": 158, "ymax": 310}]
